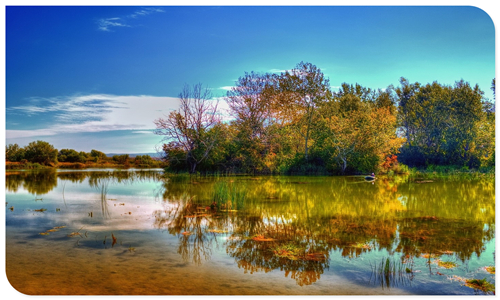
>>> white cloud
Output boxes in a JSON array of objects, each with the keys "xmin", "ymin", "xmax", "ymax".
[
  {"xmin": 97, "ymin": 7, "xmax": 165, "ymax": 32},
  {"xmin": 7, "ymin": 94, "xmax": 180, "ymax": 139},
  {"xmin": 130, "ymin": 7, "xmax": 165, "ymax": 18},
  {"xmin": 219, "ymin": 86, "xmax": 234, "ymax": 91}
]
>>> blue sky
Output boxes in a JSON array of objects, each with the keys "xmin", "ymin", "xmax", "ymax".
[{"xmin": 4, "ymin": 5, "xmax": 496, "ymax": 154}]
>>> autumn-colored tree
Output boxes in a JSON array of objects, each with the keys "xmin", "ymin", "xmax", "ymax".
[
  {"xmin": 274, "ymin": 62, "xmax": 331, "ymax": 161},
  {"xmin": 314, "ymin": 83, "xmax": 404, "ymax": 174}
]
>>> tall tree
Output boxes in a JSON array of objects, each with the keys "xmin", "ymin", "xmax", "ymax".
[
  {"xmin": 225, "ymin": 72, "xmax": 276, "ymax": 173},
  {"xmin": 154, "ymin": 83, "xmax": 221, "ymax": 174},
  {"xmin": 275, "ymin": 62, "xmax": 331, "ymax": 160}
]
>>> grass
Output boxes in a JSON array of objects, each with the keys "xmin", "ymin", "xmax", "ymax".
[
  {"xmin": 408, "ymin": 165, "xmax": 494, "ymax": 181},
  {"xmin": 212, "ymin": 181, "xmax": 246, "ymax": 211}
]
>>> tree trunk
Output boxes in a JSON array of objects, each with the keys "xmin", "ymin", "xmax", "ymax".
[{"xmin": 189, "ymin": 162, "xmax": 197, "ymax": 174}]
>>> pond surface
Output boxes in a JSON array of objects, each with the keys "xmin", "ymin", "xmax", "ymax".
[{"xmin": 5, "ymin": 169, "xmax": 495, "ymax": 295}]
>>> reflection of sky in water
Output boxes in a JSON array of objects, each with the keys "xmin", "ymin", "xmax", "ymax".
[{"xmin": 6, "ymin": 173, "xmax": 165, "ymax": 234}]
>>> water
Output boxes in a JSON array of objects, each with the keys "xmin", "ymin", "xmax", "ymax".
[{"xmin": 5, "ymin": 169, "xmax": 495, "ymax": 295}]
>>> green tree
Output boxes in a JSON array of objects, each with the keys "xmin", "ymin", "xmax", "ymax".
[
  {"xmin": 58, "ymin": 149, "xmax": 87, "ymax": 163},
  {"xmin": 6, "ymin": 143, "xmax": 25, "ymax": 162},
  {"xmin": 90, "ymin": 149, "xmax": 107, "ymax": 162},
  {"xmin": 397, "ymin": 79, "xmax": 489, "ymax": 168},
  {"xmin": 112, "ymin": 154, "xmax": 129, "ymax": 165},
  {"xmin": 23, "ymin": 140, "xmax": 58, "ymax": 166}
]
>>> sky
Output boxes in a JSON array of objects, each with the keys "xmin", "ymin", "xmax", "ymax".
[{"xmin": 4, "ymin": 5, "xmax": 497, "ymax": 154}]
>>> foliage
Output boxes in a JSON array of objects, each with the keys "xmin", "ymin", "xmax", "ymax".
[
  {"xmin": 154, "ymin": 64, "xmax": 494, "ymax": 175},
  {"xmin": 396, "ymin": 78, "xmax": 494, "ymax": 169},
  {"xmin": 112, "ymin": 154, "xmax": 130, "ymax": 165},
  {"xmin": 58, "ymin": 148, "xmax": 88, "ymax": 163},
  {"xmin": 6, "ymin": 143, "xmax": 26, "ymax": 162},
  {"xmin": 23, "ymin": 140, "xmax": 58, "ymax": 166}
]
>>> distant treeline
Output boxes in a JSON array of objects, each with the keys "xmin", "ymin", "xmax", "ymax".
[
  {"xmin": 154, "ymin": 61, "xmax": 495, "ymax": 175},
  {"xmin": 5, "ymin": 140, "xmax": 164, "ymax": 169}
]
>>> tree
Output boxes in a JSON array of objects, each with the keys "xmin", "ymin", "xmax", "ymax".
[
  {"xmin": 6, "ymin": 143, "xmax": 25, "ymax": 162},
  {"xmin": 396, "ymin": 79, "xmax": 488, "ymax": 168},
  {"xmin": 275, "ymin": 62, "xmax": 331, "ymax": 160},
  {"xmin": 225, "ymin": 72, "xmax": 276, "ymax": 173},
  {"xmin": 90, "ymin": 149, "xmax": 107, "ymax": 162},
  {"xmin": 315, "ymin": 85, "xmax": 404, "ymax": 174},
  {"xmin": 154, "ymin": 83, "xmax": 221, "ymax": 174},
  {"xmin": 58, "ymin": 149, "xmax": 86, "ymax": 163},
  {"xmin": 395, "ymin": 77, "xmax": 421, "ymax": 146},
  {"xmin": 112, "ymin": 154, "xmax": 129, "ymax": 165},
  {"xmin": 23, "ymin": 140, "xmax": 58, "ymax": 166}
]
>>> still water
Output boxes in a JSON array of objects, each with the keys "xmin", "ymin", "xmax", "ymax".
[{"xmin": 5, "ymin": 169, "xmax": 495, "ymax": 295}]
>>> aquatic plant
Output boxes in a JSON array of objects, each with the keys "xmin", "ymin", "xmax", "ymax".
[
  {"xmin": 370, "ymin": 257, "xmax": 413, "ymax": 288},
  {"xmin": 464, "ymin": 278, "xmax": 495, "ymax": 293},
  {"xmin": 212, "ymin": 181, "xmax": 246, "ymax": 211},
  {"xmin": 437, "ymin": 260, "xmax": 457, "ymax": 269},
  {"xmin": 485, "ymin": 266, "xmax": 495, "ymax": 274}
]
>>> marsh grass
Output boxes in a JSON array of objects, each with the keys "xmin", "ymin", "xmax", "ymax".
[
  {"xmin": 212, "ymin": 181, "xmax": 245, "ymax": 211},
  {"xmin": 408, "ymin": 165, "xmax": 494, "ymax": 182},
  {"xmin": 370, "ymin": 257, "xmax": 413, "ymax": 288}
]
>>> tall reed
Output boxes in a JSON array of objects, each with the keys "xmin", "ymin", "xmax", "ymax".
[{"xmin": 212, "ymin": 181, "xmax": 245, "ymax": 210}]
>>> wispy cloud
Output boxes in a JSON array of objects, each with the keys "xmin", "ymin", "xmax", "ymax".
[
  {"xmin": 98, "ymin": 18, "xmax": 130, "ymax": 32},
  {"xmin": 97, "ymin": 7, "xmax": 165, "ymax": 32},
  {"xmin": 7, "ymin": 94, "xmax": 180, "ymax": 139},
  {"xmin": 130, "ymin": 7, "xmax": 165, "ymax": 18}
]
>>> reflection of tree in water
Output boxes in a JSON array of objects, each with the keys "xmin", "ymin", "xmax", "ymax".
[
  {"xmin": 5, "ymin": 169, "xmax": 164, "ymax": 195},
  {"xmin": 152, "ymin": 175, "xmax": 495, "ymax": 287},
  {"xmin": 5, "ymin": 169, "xmax": 58, "ymax": 195},
  {"xmin": 152, "ymin": 195, "xmax": 221, "ymax": 265},
  {"xmin": 224, "ymin": 216, "xmax": 331, "ymax": 286},
  {"xmin": 396, "ymin": 217, "xmax": 495, "ymax": 262}
]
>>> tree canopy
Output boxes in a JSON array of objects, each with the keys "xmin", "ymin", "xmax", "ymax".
[{"xmin": 154, "ymin": 63, "xmax": 494, "ymax": 175}]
